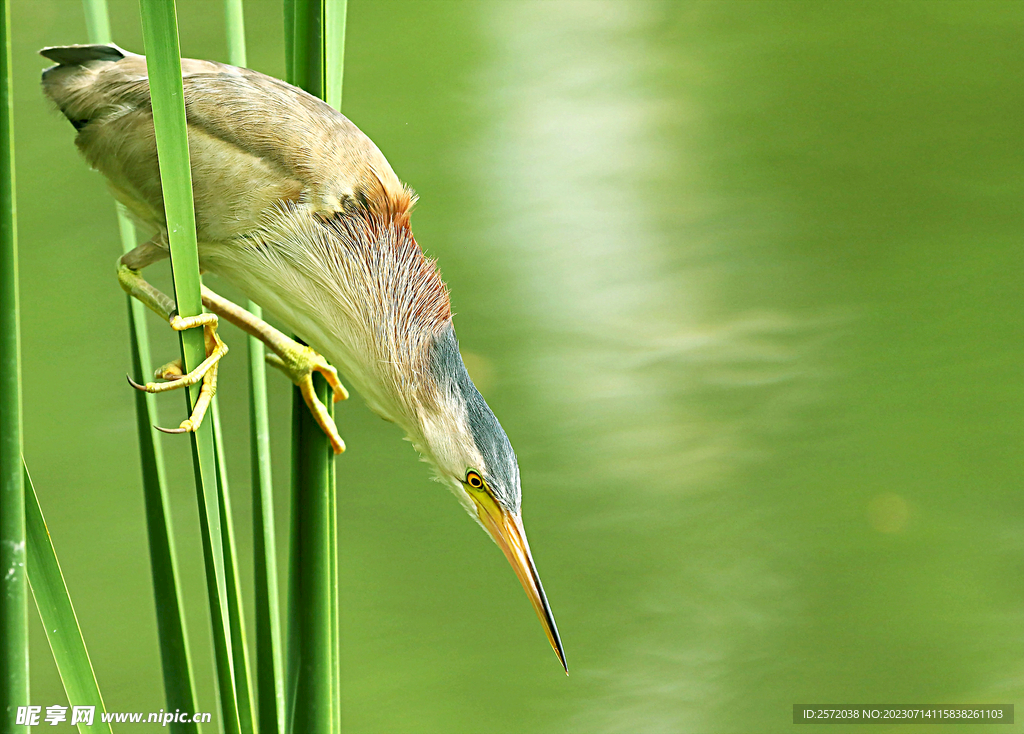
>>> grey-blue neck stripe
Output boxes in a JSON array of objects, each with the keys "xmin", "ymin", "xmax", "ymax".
[{"xmin": 428, "ymin": 325, "xmax": 521, "ymax": 514}]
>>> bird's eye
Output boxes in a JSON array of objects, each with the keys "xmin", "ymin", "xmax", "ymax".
[{"xmin": 466, "ymin": 470, "xmax": 485, "ymax": 489}]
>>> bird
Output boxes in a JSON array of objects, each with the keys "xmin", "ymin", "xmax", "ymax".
[{"xmin": 40, "ymin": 43, "xmax": 566, "ymax": 672}]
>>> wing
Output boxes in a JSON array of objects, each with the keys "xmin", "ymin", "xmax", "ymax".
[{"xmin": 41, "ymin": 44, "xmax": 413, "ymax": 243}]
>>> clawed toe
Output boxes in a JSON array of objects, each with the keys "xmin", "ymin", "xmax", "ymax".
[
  {"xmin": 155, "ymin": 424, "xmax": 191, "ymax": 435},
  {"xmin": 128, "ymin": 314, "xmax": 226, "ymax": 434},
  {"xmin": 267, "ymin": 346, "xmax": 348, "ymax": 453},
  {"xmin": 126, "ymin": 279, "xmax": 349, "ymax": 452},
  {"xmin": 118, "ymin": 264, "xmax": 228, "ymax": 438}
]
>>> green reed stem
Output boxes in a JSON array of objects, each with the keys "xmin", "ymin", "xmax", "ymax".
[
  {"xmin": 324, "ymin": 0, "xmax": 345, "ymax": 112},
  {"xmin": 287, "ymin": 388, "xmax": 335, "ymax": 734},
  {"xmin": 212, "ymin": 405, "xmax": 256, "ymax": 733},
  {"xmin": 137, "ymin": 2, "xmax": 241, "ymax": 730},
  {"xmin": 122, "ymin": 205, "xmax": 201, "ymax": 734},
  {"xmin": 0, "ymin": 0, "xmax": 28, "ymax": 727},
  {"xmin": 323, "ymin": 9, "xmax": 345, "ymax": 721},
  {"xmin": 222, "ymin": 4, "xmax": 287, "ymax": 732},
  {"xmin": 82, "ymin": 0, "xmax": 111, "ymax": 45},
  {"xmin": 224, "ymin": 0, "xmax": 247, "ymax": 68},
  {"xmin": 250, "ymin": 332, "xmax": 285, "ymax": 734},
  {"xmin": 284, "ymin": 2, "xmax": 346, "ymax": 729}
]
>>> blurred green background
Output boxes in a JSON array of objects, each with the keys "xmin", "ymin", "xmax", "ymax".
[{"xmin": 9, "ymin": 1, "xmax": 1022, "ymax": 732}]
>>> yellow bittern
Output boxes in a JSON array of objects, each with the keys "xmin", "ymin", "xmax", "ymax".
[{"xmin": 41, "ymin": 43, "xmax": 566, "ymax": 672}]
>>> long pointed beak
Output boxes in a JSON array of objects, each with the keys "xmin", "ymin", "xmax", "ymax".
[{"xmin": 471, "ymin": 493, "xmax": 567, "ymax": 673}]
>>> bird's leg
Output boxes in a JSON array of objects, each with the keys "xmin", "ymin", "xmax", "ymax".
[
  {"xmin": 118, "ymin": 241, "xmax": 227, "ymax": 434},
  {"xmin": 199, "ymin": 285, "xmax": 349, "ymax": 454}
]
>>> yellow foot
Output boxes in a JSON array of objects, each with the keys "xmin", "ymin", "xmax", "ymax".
[
  {"xmin": 127, "ymin": 312, "xmax": 228, "ymax": 434},
  {"xmin": 196, "ymin": 284, "xmax": 349, "ymax": 453},
  {"xmin": 267, "ymin": 345, "xmax": 348, "ymax": 454}
]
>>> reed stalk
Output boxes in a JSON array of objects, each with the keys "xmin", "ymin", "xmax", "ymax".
[
  {"xmin": 137, "ymin": 2, "xmax": 243, "ymax": 730},
  {"xmin": 121, "ymin": 203, "xmax": 201, "ymax": 733},
  {"xmin": 284, "ymin": 2, "xmax": 346, "ymax": 730},
  {"xmin": 0, "ymin": 0, "xmax": 28, "ymax": 727},
  {"xmin": 221, "ymin": 2, "xmax": 288, "ymax": 732},
  {"xmin": 211, "ymin": 405, "xmax": 256, "ymax": 732}
]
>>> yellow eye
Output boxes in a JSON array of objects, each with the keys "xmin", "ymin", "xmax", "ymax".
[{"xmin": 466, "ymin": 470, "xmax": 485, "ymax": 489}]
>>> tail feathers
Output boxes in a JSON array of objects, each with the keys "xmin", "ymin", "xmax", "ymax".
[
  {"xmin": 40, "ymin": 44, "xmax": 132, "ymax": 131},
  {"xmin": 39, "ymin": 44, "xmax": 125, "ymax": 66}
]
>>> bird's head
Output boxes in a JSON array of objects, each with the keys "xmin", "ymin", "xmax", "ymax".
[{"xmin": 406, "ymin": 324, "xmax": 566, "ymax": 672}]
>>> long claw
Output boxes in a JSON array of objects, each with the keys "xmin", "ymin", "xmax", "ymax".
[
  {"xmin": 127, "ymin": 374, "xmax": 145, "ymax": 391},
  {"xmin": 151, "ymin": 365, "xmax": 216, "ymax": 435},
  {"xmin": 155, "ymin": 424, "xmax": 190, "ymax": 435}
]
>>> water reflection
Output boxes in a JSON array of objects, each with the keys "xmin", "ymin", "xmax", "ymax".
[
  {"xmin": 471, "ymin": 1, "xmax": 1022, "ymax": 731},
  {"xmin": 476, "ymin": 2, "xmax": 830, "ymax": 730}
]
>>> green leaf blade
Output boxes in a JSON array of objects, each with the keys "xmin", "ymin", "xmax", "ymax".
[{"xmin": 24, "ymin": 464, "xmax": 112, "ymax": 734}]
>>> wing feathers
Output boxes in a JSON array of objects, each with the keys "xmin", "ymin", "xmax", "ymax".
[{"xmin": 39, "ymin": 44, "xmax": 414, "ymax": 230}]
